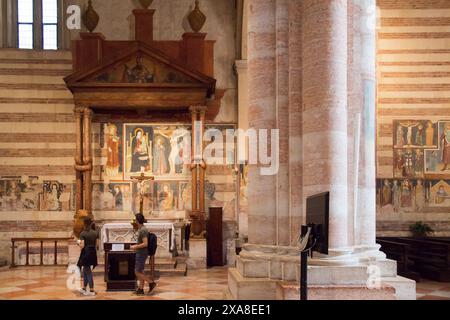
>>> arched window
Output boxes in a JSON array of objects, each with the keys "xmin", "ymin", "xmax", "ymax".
[{"xmin": 9, "ymin": 0, "xmax": 62, "ymax": 50}]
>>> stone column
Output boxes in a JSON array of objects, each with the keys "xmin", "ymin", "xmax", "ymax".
[
  {"xmin": 288, "ymin": 0, "xmax": 303, "ymax": 243},
  {"xmin": 302, "ymin": 0, "xmax": 350, "ymax": 252},
  {"xmin": 83, "ymin": 107, "xmax": 93, "ymax": 213},
  {"xmin": 190, "ymin": 107, "xmax": 199, "ymax": 214},
  {"xmin": 198, "ymin": 107, "xmax": 207, "ymax": 216},
  {"xmin": 74, "ymin": 107, "xmax": 84, "ymax": 212},
  {"xmin": 355, "ymin": 0, "xmax": 378, "ymax": 251},
  {"xmin": 247, "ymin": 0, "xmax": 277, "ymax": 245}
]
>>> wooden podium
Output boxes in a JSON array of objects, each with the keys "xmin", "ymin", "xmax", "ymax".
[{"xmin": 104, "ymin": 243, "xmax": 136, "ymax": 291}]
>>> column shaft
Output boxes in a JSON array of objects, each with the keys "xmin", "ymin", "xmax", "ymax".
[
  {"xmin": 74, "ymin": 107, "xmax": 84, "ymax": 212},
  {"xmin": 83, "ymin": 108, "xmax": 93, "ymax": 213},
  {"xmin": 190, "ymin": 108, "xmax": 198, "ymax": 213},
  {"xmin": 356, "ymin": 0, "xmax": 377, "ymax": 247},
  {"xmin": 247, "ymin": 0, "xmax": 277, "ymax": 245},
  {"xmin": 302, "ymin": 0, "xmax": 349, "ymax": 250},
  {"xmin": 199, "ymin": 109, "xmax": 206, "ymax": 215}
]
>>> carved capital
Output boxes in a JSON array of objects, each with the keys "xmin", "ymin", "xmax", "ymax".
[
  {"xmin": 74, "ymin": 106, "xmax": 85, "ymax": 116},
  {"xmin": 189, "ymin": 105, "xmax": 208, "ymax": 114},
  {"xmin": 83, "ymin": 107, "xmax": 93, "ymax": 118}
]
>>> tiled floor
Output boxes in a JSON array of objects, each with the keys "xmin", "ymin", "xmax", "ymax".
[
  {"xmin": 0, "ymin": 266, "xmax": 228, "ymax": 300},
  {"xmin": 416, "ymin": 280, "xmax": 450, "ymax": 300},
  {"xmin": 0, "ymin": 266, "xmax": 448, "ymax": 300}
]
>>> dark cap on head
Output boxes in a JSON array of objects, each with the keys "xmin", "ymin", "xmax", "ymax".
[{"xmin": 135, "ymin": 213, "xmax": 147, "ymax": 225}]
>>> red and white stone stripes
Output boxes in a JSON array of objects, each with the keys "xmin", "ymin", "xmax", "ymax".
[{"xmin": 302, "ymin": 0, "xmax": 349, "ymax": 250}]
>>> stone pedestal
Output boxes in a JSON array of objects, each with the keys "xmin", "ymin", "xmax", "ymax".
[
  {"xmin": 227, "ymin": 244, "xmax": 416, "ymax": 300},
  {"xmin": 67, "ymin": 239, "xmax": 81, "ymax": 266},
  {"xmin": 187, "ymin": 238, "xmax": 207, "ymax": 269}
]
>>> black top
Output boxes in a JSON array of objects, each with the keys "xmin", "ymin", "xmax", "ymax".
[{"xmin": 80, "ymin": 229, "xmax": 98, "ymax": 247}]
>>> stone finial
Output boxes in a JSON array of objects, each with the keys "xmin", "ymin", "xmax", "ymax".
[
  {"xmin": 188, "ymin": 0, "xmax": 206, "ymax": 33},
  {"xmin": 139, "ymin": 0, "xmax": 154, "ymax": 9},
  {"xmin": 82, "ymin": 0, "xmax": 99, "ymax": 33}
]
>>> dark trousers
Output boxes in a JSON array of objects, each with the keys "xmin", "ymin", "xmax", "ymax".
[{"xmin": 83, "ymin": 266, "xmax": 94, "ymax": 289}]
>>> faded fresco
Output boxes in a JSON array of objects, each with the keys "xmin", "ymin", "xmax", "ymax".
[
  {"xmin": 377, "ymin": 178, "xmax": 450, "ymax": 214},
  {"xmin": 0, "ymin": 124, "xmax": 238, "ymax": 218},
  {"xmin": 377, "ymin": 120, "xmax": 450, "ymax": 214},
  {"xmin": 0, "ymin": 177, "xmax": 71, "ymax": 212},
  {"xmin": 393, "ymin": 120, "xmax": 450, "ymax": 178},
  {"xmin": 101, "ymin": 123, "xmax": 123, "ymax": 179},
  {"xmin": 425, "ymin": 122, "xmax": 450, "ymax": 174},
  {"xmin": 91, "ymin": 54, "xmax": 195, "ymax": 84},
  {"xmin": 92, "ymin": 182, "xmax": 132, "ymax": 211},
  {"xmin": 123, "ymin": 124, "xmax": 190, "ymax": 179}
]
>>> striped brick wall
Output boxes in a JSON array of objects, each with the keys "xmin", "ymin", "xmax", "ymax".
[
  {"xmin": 0, "ymin": 49, "xmax": 75, "ymax": 261},
  {"xmin": 376, "ymin": 0, "xmax": 450, "ymax": 236}
]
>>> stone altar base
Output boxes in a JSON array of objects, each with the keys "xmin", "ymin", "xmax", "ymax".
[
  {"xmin": 67, "ymin": 239, "xmax": 81, "ymax": 265},
  {"xmin": 187, "ymin": 238, "xmax": 207, "ymax": 269},
  {"xmin": 276, "ymin": 282, "xmax": 396, "ymax": 300},
  {"xmin": 227, "ymin": 244, "xmax": 416, "ymax": 300}
]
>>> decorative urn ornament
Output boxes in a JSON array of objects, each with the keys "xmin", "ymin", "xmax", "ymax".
[
  {"xmin": 188, "ymin": 0, "xmax": 206, "ymax": 33},
  {"xmin": 82, "ymin": 0, "xmax": 99, "ymax": 33},
  {"xmin": 139, "ymin": 0, "xmax": 154, "ymax": 9}
]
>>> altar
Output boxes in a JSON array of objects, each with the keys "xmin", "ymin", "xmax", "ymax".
[{"xmin": 101, "ymin": 221, "xmax": 187, "ymax": 258}]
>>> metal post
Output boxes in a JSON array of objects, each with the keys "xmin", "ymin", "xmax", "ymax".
[
  {"xmin": 300, "ymin": 250, "xmax": 308, "ymax": 300},
  {"xmin": 10, "ymin": 240, "xmax": 15, "ymax": 268}
]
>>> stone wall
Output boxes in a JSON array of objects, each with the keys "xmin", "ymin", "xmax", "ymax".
[{"xmin": 376, "ymin": 0, "xmax": 450, "ymax": 236}]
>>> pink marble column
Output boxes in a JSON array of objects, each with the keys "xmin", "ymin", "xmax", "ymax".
[
  {"xmin": 302, "ymin": 0, "xmax": 349, "ymax": 250},
  {"xmin": 275, "ymin": 0, "xmax": 290, "ymax": 246},
  {"xmin": 347, "ymin": 1, "xmax": 363, "ymax": 246},
  {"xmin": 288, "ymin": 0, "xmax": 303, "ymax": 244},
  {"xmin": 355, "ymin": 0, "xmax": 377, "ymax": 248},
  {"xmin": 247, "ymin": 0, "xmax": 277, "ymax": 245}
]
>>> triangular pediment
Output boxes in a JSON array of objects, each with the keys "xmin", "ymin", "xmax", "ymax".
[{"xmin": 64, "ymin": 43, "xmax": 216, "ymax": 95}]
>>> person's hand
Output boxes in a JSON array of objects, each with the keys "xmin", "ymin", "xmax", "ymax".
[{"xmin": 130, "ymin": 245, "xmax": 136, "ymax": 251}]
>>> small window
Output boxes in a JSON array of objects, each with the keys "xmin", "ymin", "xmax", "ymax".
[
  {"xmin": 16, "ymin": 0, "xmax": 60, "ymax": 50},
  {"xmin": 18, "ymin": 0, "xmax": 34, "ymax": 49},
  {"xmin": 42, "ymin": 0, "xmax": 58, "ymax": 50}
]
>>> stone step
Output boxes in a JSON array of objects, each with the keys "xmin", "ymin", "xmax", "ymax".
[
  {"xmin": 228, "ymin": 267, "xmax": 278, "ymax": 300},
  {"xmin": 148, "ymin": 262, "xmax": 188, "ymax": 277},
  {"xmin": 276, "ymin": 282, "xmax": 396, "ymax": 300},
  {"xmin": 381, "ymin": 276, "xmax": 417, "ymax": 300},
  {"xmin": 155, "ymin": 261, "xmax": 177, "ymax": 269},
  {"xmin": 236, "ymin": 256, "xmax": 369, "ymax": 284},
  {"xmin": 92, "ymin": 261, "xmax": 187, "ymax": 277}
]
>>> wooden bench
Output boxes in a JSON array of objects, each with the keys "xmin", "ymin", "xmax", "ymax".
[{"xmin": 378, "ymin": 237, "xmax": 450, "ymax": 282}]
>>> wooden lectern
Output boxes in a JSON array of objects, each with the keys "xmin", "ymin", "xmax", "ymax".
[{"xmin": 104, "ymin": 243, "xmax": 136, "ymax": 291}]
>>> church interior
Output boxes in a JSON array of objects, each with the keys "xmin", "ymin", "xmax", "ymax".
[{"xmin": 0, "ymin": 0, "xmax": 449, "ymax": 301}]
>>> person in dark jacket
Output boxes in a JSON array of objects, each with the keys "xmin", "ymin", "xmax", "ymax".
[{"xmin": 76, "ymin": 217, "xmax": 98, "ymax": 296}]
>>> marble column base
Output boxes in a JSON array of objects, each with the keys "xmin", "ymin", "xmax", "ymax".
[
  {"xmin": 227, "ymin": 244, "xmax": 416, "ymax": 300},
  {"xmin": 187, "ymin": 238, "xmax": 207, "ymax": 269}
]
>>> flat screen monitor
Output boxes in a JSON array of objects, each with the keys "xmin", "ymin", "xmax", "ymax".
[{"xmin": 306, "ymin": 192, "xmax": 329, "ymax": 255}]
